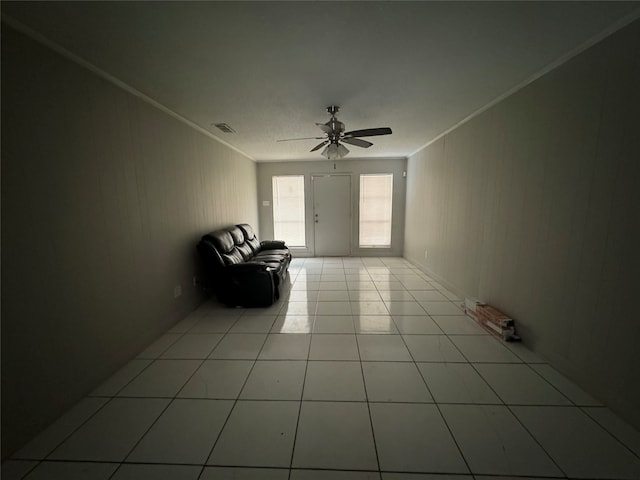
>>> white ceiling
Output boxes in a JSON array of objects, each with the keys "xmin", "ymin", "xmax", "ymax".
[{"xmin": 2, "ymin": 1, "xmax": 639, "ymax": 162}]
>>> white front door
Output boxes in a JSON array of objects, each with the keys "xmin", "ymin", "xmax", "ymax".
[{"xmin": 313, "ymin": 174, "xmax": 351, "ymax": 256}]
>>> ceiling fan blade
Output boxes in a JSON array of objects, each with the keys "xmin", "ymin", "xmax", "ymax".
[
  {"xmin": 276, "ymin": 136, "xmax": 325, "ymax": 142},
  {"xmin": 315, "ymin": 123, "xmax": 332, "ymax": 134},
  {"xmin": 341, "ymin": 137, "xmax": 373, "ymax": 148},
  {"xmin": 344, "ymin": 127, "xmax": 392, "ymax": 138},
  {"xmin": 310, "ymin": 140, "xmax": 329, "ymax": 152}
]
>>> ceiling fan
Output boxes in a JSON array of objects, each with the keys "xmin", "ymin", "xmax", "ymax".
[{"xmin": 277, "ymin": 106, "xmax": 392, "ymax": 160}]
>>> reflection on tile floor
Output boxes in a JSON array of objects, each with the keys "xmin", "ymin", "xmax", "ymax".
[{"xmin": 4, "ymin": 257, "xmax": 640, "ymax": 479}]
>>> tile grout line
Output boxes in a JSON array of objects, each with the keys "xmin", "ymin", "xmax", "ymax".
[
  {"xmin": 79, "ymin": 396, "xmax": 599, "ymax": 407},
  {"xmin": 456, "ymin": 342, "xmax": 569, "ymax": 476},
  {"xmin": 285, "ymin": 295, "xmax": 314, "ymax": 480},
  {"xmin": 113, "ymin": 325, "xmax": 230, "ymax": 476},
  {"xmin": 502, "ymin": 402, "xmax": 569, "ymax": 478},
  {"xmin": 354, "ymin": 330, "xmax": 383, "ymax": 475},
  {"xmin": 580, "ymin": 407, "xmax": 640, "ymax": 462},
  {"xmin": 16, "ymin": 257, "xmax": 640, "ymax": 477},
  {"xmin": 396, "ymin": 315, "xmax": 474, "ymax": 476},
  {"xmin": 12, "ymin": 308, "xmax": 230, "ymax": 469},
  {"xmin": 109, "ymin": 310, "xmax": 246, "ymax": 477},
  {"xmin": 193, "ymin": 323, "xmax": 273, "ymax": 478},
  {"xmin": 463, "ymin": 354, "xmax": 570, "ymax": 477}
]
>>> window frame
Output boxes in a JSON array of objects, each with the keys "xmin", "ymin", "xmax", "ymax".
[
  {"xmin": 272, "ymin": 174, "xmax": 306, "ymax": 248},
  {"xmin": 358, "ymin": 173, "xmax": 394, "ymax": 248}
]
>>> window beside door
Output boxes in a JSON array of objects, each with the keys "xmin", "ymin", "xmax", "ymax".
[
  {"xmin": 272, "ymin": 175, "xmax": 306, "ymax": 247},
  {"xmin": 359, "ymin": 173, "xmax": 393, "ymax": 247}
]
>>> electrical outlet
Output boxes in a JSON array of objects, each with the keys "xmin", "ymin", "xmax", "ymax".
[
  {"xmin": 173, "ymin": 285, "xmax": 182, "ymax": 298},
  {"xmin": 424, "ymin": 249, "xmax": 428, "ymax": 260}
]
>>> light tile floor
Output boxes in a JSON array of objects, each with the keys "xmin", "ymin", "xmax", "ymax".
[{"xmin": 4, "ymin": 257, "xmax": 640, "ymax": 480}]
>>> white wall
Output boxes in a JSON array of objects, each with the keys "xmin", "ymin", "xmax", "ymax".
[
  {"xmin": 257, "ymin": 158, "xmax": 407, "ymax": 257},
  {"xmin": 1, "ymin": 25, "xmax": 258, "ymax": 457},
  {"xmin": 405, "ymin": 21, "xmax": 640, "ymax": 428}
]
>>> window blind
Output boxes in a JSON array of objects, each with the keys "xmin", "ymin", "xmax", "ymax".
[
  {"xmin": 359, "ymin": 174, "xmax": 393, "ymax": 247},
  {"xmin": 272, "ymin": 175, "xmax": 306, "ymax": 247}
]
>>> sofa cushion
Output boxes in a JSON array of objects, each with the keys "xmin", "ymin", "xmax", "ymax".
[
  {"xmin": 256, "ymin": 249, "xmax": 289, "ymax": 257},
  {"xmin": 237, "ymin": 242, "xmax": 254, "ymax": 261},
  {"xmin": 229, "ymin": 226, "xmax": 245, "ymax": 246},
  {"xmin": 254, "ymin": 252, "xmax": 289, "ymax": 263},
  {"xmin": 247, "ymin": 236, "xmax": 260, "ymax": 253},
  {"xmin": 238, "ymin": 224, "xmax": 261, "ymax": 253},
  {"xmin": 210, "ymin": 230, "xmax": 235, "ymax": 254},
  {"xmin": 238, "ymin": 223, "xmax": 256, "ymax": 239},
  {"xmin": 196, "ymin": 237, "xmax": 224, "ymax": 269},
  {"xmin": 221, "ymin": 247, "xmax": 244, "ymax": 266}
]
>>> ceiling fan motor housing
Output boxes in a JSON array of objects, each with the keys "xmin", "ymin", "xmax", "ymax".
[
  {"xmin": 325, "ymin": 106, "xmax": 345, "ymax": 138},
  {"xmin": 327, "ymin": 120, "xmax": 345, "ymax": 136}
]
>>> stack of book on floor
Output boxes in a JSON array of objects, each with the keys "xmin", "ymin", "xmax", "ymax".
[{"xmin": 464, "ymin": 298, "xmax": 520, "ymax": 342}]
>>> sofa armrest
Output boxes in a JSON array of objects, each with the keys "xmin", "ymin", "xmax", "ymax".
[
  {"xmin": 219, "ymin": 261, "xmax": 276, "ymax": 307},
  {"xmin": 226, "ymin": 261, "xmax": 272, "ymax": 273},
  {"xmin": 260, "ymin": 240, "xmax": 287, "ymax": 250}
]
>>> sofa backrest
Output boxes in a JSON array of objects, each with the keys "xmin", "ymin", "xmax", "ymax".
[
  {"xmin": 206, "ymin": 229, "xmax": 243, "ymax": 266},
  {"xmin": 199, "ymin": 223, "xmax": 271, "ymax": 270},
  {"xmin": 229, "ymin": 225, "xmax": 254, "ymax": 261},
  {"xmin": 197, "ymin": 235, "xmax": 224, "ymax": 270},
  {"xmin": 237, "ymin": 223, "xmax": 261, "ymax": 254}
]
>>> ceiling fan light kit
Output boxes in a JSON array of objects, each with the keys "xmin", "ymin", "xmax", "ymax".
[
  {"xmin": 278, "ymin": 106, "xmax": 392, "ymax": 160},
  {"xmin": 321, "ymin": 143, "xmax": 349, "ymax": 160}
]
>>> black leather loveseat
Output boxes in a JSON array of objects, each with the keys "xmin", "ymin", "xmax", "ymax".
[{"xmin": 196, "ymin": 224, "xmax": 291, "ymax": 307}]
